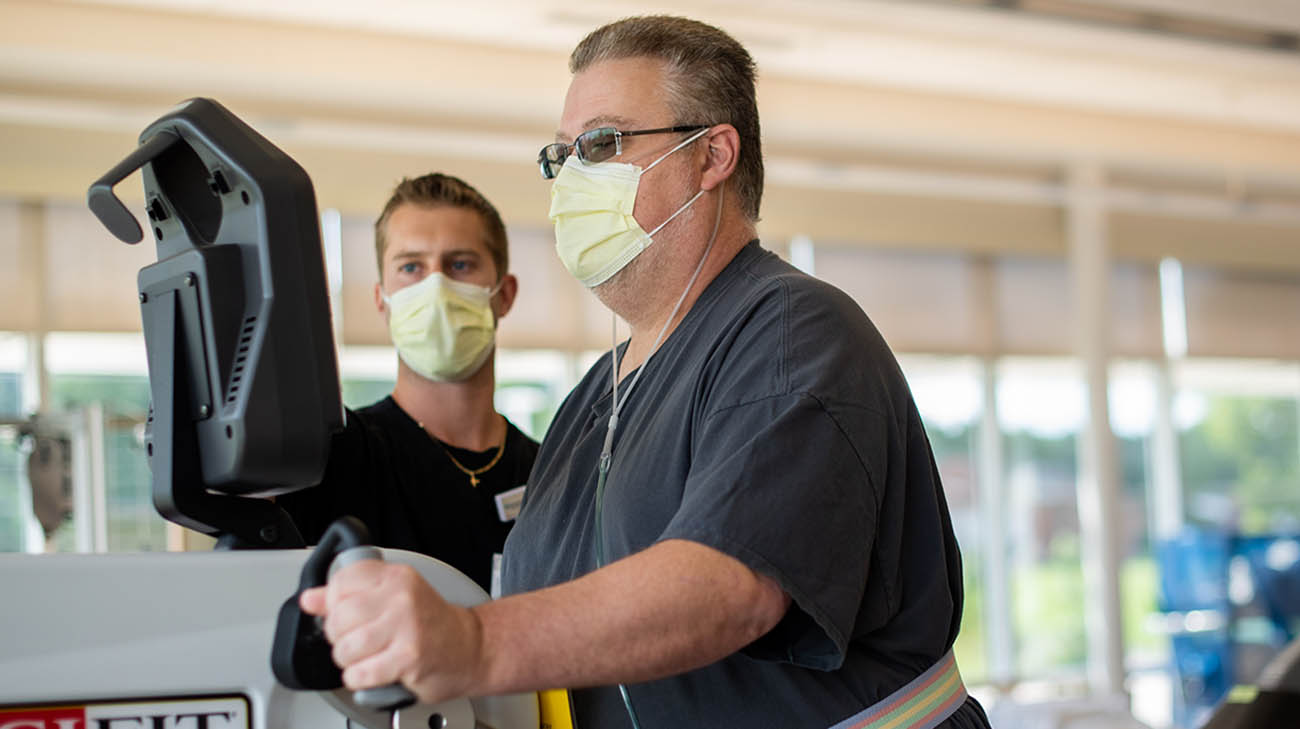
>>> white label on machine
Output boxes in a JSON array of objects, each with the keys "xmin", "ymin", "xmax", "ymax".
[{"xmin": 0, "ymin": 694, "xmax": 249, "ymax": 729}]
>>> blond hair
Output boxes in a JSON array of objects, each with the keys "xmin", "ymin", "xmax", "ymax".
[{"xmin": 374, "ymin": 173, "xmax": 508, "ymax": 279}]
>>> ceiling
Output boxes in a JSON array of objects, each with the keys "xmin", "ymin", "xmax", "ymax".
[
  {"xmin": 2, "ymin": 0, "xmax": 1299, "ymax": 269},
  {"xmin": 936, "ymin": 0, "xmax": 1300, "ymax": 45}
]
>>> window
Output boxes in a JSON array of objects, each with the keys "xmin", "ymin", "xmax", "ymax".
[
  {"xmin": 1107, "ymin": 362, "xmax": 1167, "ymax": 669},
  {"xmin": 45, "ymin": 333, "xmax": 162, "ymax": 553},
  {"xmin": 497, "ymin": 349, "xmax": 585, "ymax": 441},
  {"xmin": 0, "ymin": 333, "xmax": 27, "ymax": 552},
  {"xmin": 899, "ymin": 355, "xmax": 989, "ymax": 683},
  {"xmin": 1175, "ymin": 360, "xmax": 1300, "ymax": 533},
  {"xmin": 1108, "ymin": 362, "xmax": 1173, "ymax": 726},
  {"xmin": 338, "ymin": 345, "xmax": 397, "ymax": 410},
  {"xmin": 998, "ymin": 358, "xmax": 1089, "ymax": 679}
]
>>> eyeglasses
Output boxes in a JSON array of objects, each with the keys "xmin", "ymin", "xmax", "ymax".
[{"xmin": 537, "ymin": 125, "xmax": 708, "ymax": 180}]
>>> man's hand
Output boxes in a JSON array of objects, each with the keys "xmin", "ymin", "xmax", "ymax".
[
  {"xmin": 300, "ymin": 540, "xmax": 789, "ymax": 701},
  {"xmin": 300, "ymin": 560, "xmax": 485, "ymax": 703}
]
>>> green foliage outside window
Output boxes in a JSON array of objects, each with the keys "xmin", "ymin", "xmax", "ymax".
[
  {"xmin": 1181, "ymin": 396, "xmax": 1300, "ymax": 533},
  {"xmin": 48, "ymin": 374, "xmax": 163, "ymax": 552},
  {"xmin": 0, "ymin": 372, "xmax": 23, "ymax": 551}
]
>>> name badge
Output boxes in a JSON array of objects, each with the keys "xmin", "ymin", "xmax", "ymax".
[{"xmin": 495, "ymin": 484, "xmax": 526, "ymax": 522}]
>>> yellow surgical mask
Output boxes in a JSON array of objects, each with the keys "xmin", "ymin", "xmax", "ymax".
[
  {"xmin": 383, "ymin": 272, "xmax": 498, "ymax": 382},
  {"xmin": 548, "ymin": 127, "xmax": 708, "ymax": 288}
]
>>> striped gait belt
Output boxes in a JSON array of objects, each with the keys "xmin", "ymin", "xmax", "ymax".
[{"xmin": 828, "ymin": 649, "xmax": 967, "ymax": 729}]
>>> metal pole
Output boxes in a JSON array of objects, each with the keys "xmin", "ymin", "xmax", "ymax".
[
  {"xmin": 1068, "ymin": 161, "xmax": 1126, "ymax": 697},
  {"xmin": 18, "ymin": 200, "xmax": 48, "ymax": 415},
  {"xmin": 17, "ymin": 201, "xmax": 47, "ymax": 553},
  {"xmin": 69, "ymin": 410, "xmax": 94, "ymax": 553},
  {"xmin": 85, "ymin": 402, "xmax": 108, "ymax": 553},
  {"xmin": 1153, "ymin": 258, "xmax": 1186, "ymax": 540},
  {"xmin": 1151, "ymin": 362, "xmax": 1184, "ymax": 540}
]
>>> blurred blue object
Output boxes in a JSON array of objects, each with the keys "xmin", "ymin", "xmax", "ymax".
[
  {"xmin": 1157, "ymin": 530, "xmax": 1300, "ymax": 728},
  {"xmin": 1158, "ymin": 531, "xmax": 1233, "ymax": 728}
]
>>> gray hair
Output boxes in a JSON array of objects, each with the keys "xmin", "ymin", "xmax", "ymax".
[{"xmin": 570, "ymin": 16, "xmax": 763, "ymax": 221}]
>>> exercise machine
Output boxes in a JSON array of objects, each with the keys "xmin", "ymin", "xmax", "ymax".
[{"xmin": 0, "ymin": 98, "xmax": 539, "ymax": 729}]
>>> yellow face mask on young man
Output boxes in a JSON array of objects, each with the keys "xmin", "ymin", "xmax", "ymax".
[
  {"xmin": 383, "ymin": 272, "xmax": 498, "ymax": 382},
  {"xmin": 548, "ymin": 127, "xmax": 709, "ymax": 288}
]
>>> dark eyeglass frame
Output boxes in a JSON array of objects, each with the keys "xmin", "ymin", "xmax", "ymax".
[{"xmin": 537, "ymin": 124, "xmax": 708, "ymax": 179}]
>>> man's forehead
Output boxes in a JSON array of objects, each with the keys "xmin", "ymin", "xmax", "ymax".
[
  {"xmin": 382, "ymin": 206, "xmax": 492, "ymax": 261},
  {"xmin": 557, "ymin": 57, "xmax": 672, "ymax": 141}
]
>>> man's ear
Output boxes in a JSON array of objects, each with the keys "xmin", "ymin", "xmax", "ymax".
[
  {"xmin": 492, "ymin": 273, "xmax": 519, "ymax": 321},
  {"xmin": 373, "ymin": 281, "xmax": 387, "ymax": 317},
  {"xmin": 700, "ymin": 124, "xmax": 740, "ymax": 193}
]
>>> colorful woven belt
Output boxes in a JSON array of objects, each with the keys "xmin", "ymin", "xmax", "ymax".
[{"xmin": 829, "ymin": 649, "xmax": 967, "ymax": 729}]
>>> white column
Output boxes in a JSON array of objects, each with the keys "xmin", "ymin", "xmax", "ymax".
[
  {"xmin": 1068, "ymin": 162, "xmax": 1126, "ymax": 697},
  {"xmin": 17, "ymin": 201, "xmax": 48, "ymax": 553},
  {"xmin": 84, "ymin": 402, "xmax": 108, "ymax": 553},
  {"xmin": 979, "ymin": 356, "xmax": 1015, "ymax": 685},
  {"xmin": 70, "ymin": 409, "xmax": 96, "ymax": 553},
  {"xmin": 789, "ymin": 234, "xmax": 815, "ymax": 276},
  {"xmin": 1152, "ymin": 258, "xmax": 1186, "ymax": 540},
  {"xmin": 321, "ymin": 208, "xmax": 345, "ymax": 346},
  {"xmin": 1151, "ymin": 362, "xmax": 1184, "ymax": 540}
]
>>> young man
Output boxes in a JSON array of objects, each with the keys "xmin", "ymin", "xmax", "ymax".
[
  {"xmin": 304, "ymin": 17, "xmax": 990, "ymax": 729},
  {"xmin": 279, "ymin": 173, "xmax": 538, "ymax": 594}
]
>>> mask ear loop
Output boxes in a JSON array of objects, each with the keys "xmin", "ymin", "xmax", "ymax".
[
  {"xmin": 642, "ymin": 126, "xmax": 710, "ymax": 174},
  {"xmin": 601, "ymin": 179, "xmax": 724, "ymax": 485},
  {"xmin": 640, "ymin": 126, "xmax": 709, "ymax": 238}
]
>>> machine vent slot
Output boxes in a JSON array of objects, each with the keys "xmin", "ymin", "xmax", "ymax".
[{"xmin": 225, "ymin": 315, "xmax": 258, "ymax": 405}]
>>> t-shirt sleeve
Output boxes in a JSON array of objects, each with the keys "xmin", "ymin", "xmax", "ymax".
[
  {"xmin": 657, "ymin": 392, "xmax": 882, "ymax": 671},
  {"xmin": 278, "ymin": 407, "xmax": 379, "ymax": 544}
]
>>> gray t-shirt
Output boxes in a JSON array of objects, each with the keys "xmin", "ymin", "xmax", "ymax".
[{"xmin": 502, "ymin": 241, "xmax": 989, "ymax": 728}]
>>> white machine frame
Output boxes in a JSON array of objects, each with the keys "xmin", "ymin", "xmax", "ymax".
[{"xmin": 0, "ymin": 546, "xmax": 538, "ymax": 729}]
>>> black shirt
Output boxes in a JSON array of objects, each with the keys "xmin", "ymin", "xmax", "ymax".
[
  {"xmin": 502, "ymin": 241, "xmax": 990, "ymax": 728},
  {"xmin": 279, "ymin": 395, "xmax": 538, "ymax": 592}
]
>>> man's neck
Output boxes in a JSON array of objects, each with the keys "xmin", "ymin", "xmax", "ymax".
[
  {"xmin": 613, "ymin": 218, "xmax": 753, "ymax": 382},
  {"xmin": 391, "ymin": 355, "xmax": 504, "ymax": 451}
]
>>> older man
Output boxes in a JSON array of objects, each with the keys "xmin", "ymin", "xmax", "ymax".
[{"xmin": 304, "ymin": 16, "xmax": 990, "ymax": 729}]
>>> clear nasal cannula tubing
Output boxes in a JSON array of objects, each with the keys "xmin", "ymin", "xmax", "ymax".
[{"xmin": 593, "ymin": 184, "xmax": 724, "ymax": 729}]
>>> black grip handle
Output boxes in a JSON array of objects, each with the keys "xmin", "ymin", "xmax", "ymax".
[
  {"xmin": 299, "ymin": 516, "xmax": 372, "ymax": 590},
  {"xmin": 270, "ymin": 515, "xmax": 373, "ymax": 690},
  {"xmin": 87, "ymin": 130, "xmax": 179, "ymax": 244},
  {"xmin": 354, "ymin": 683, "xmax": 418, "ymax": 712},
  {"xmin": 329, "ymin": 545, "xmax": 419, "ymax": 711}
]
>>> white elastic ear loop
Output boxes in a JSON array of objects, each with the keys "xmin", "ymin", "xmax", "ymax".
[
  {"xmin": 646, "ymin": 189, "xmax": 704, "ymax": 238},
  {"xmin": 642, "ymin": 129, "xmax": 711, "ymax": 241},
  {"xmin": 642, "ymin": 126, "xmax": 710, "ymax": 174}
]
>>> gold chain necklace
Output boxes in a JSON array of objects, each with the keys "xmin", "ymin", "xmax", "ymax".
[{"xmin": 419, "ymin": 420, "xmax": 506, "ymax": 487}]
